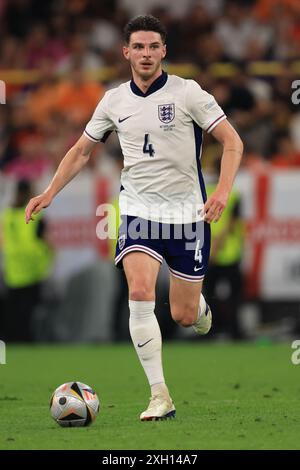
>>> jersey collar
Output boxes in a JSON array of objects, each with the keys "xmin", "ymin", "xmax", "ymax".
[{"xmin": 130, "ymin": 71, "xmax": 168, "ymax": 97}]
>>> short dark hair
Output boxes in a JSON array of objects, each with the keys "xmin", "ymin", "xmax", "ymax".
[{"xmin": 124, "ymin": 15, "xmax": 167, "ymax": 44}]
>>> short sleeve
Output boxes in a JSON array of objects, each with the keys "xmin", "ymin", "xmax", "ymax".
[
  {"xmin": 84, "ymin": 91, "xmax": 116, "ymax": 143},
  {"xmin": 185, "ymin": 80, "xmax": 226, "ymax": 133}
]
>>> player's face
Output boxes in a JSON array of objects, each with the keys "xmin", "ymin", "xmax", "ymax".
[{"xmin": 123, "ymin": 31, "xmax": 166, "ymax": 81}]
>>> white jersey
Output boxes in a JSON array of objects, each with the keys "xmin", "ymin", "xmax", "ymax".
[{"xmin": 84, "ymin": 72, "xmax": 226, "ymax": 223}]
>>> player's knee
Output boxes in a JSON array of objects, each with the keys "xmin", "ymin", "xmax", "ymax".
[
  {"xmin": 177, "ymin": 316, "xmax": 195, "ymax": 328},
  {"xmin": 171, "ymin": 303, "xmax": 198, "ymax": 328},
  {"xmin": 129, "ymin": 282, "xmax": 155, "ymax": 301}
]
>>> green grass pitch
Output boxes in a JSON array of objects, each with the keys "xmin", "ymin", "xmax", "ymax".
[{"xmin": 0, "ymin": 342, "xmax": 299, "ymax": 450}]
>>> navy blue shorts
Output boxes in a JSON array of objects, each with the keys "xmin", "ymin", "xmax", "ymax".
[{"xmin": 115, "ymin": 216, "xmax": 211, "ymax": 282}]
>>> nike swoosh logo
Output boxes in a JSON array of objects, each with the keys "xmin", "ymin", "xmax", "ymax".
[
  {"xmin": 194, "ymin": 266, "xmax": 203, "ymax": 272},
  {"xmin": 137, "ymin": 338, "xmax": 154, "ymax": 348},
  {"xmin": 118, "ymin": 115, "xmax": 133, "ymax": 123}
]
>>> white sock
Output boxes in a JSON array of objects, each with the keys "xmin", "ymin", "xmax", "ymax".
[
  {"xmin": 129, "ymin": 300, "xmax": 165, "ymax": 389},
  {"xmin": 195, "ymin": 293, "xmax": 207, "ymax": 323}
]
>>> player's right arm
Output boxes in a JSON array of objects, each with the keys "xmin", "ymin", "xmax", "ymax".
[
  {"xmin": 25, "ymin": 134, "xmax": 97, "ymax": 223},
  {"xmin": 25, "ymin": 89, "xmax": 115, "ymax": 223}
]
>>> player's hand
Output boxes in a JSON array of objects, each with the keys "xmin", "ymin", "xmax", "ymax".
[
  {"xmin": 25, "ymin": 192, "xmax": 53, "ymax": 224},
  {"xmin": 203, "ymin": 188, "xmax": 229, "ymax": 223}
]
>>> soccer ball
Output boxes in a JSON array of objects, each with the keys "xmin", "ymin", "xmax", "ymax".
[{"xmin": 50, "ymin": 381, "xmax": 100, "ymax": 427}]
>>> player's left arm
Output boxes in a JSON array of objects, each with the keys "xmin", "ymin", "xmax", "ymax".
[{"xmin": 204, "ymin": 120, "xmax": 243, "ymax": 223}]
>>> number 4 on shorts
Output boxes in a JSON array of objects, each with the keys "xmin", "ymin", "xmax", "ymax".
[{"xmin": 194, "ymin": 240, "xmax": 202, "ymax": 263}]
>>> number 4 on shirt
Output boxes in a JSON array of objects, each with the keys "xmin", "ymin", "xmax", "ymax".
[{"xmin": 143, "ymin": 134, "xmax": 155, "ymax": 157}]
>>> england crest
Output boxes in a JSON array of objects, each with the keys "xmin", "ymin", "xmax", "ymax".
[
  {"xmin": 158, "ymin": 103, "xmax": 175, "ymax": 124},
  {"xmin": 118, "ymin": 234, "xmax": 126, "ymax": 250}
]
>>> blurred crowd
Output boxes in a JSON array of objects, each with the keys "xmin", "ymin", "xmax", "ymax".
[
  {"xmin": 0, "ymin": 0, "xmax": 300, "ymax": 179},
  {"xmin": 1, "ymin": 0, "xmax": 300, "ymax": 342}
]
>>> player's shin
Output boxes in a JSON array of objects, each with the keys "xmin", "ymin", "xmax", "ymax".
[
  {"xmin": 129, "ymin": 300, "xmax": 175, "ymax": 420},
  {"xmin": 192, "ymin": 293, "xmax": 212, "ymax": 335},
  {"xmin": 129, "ymin": 300, "xmax": 166, "ymax": 390}
]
